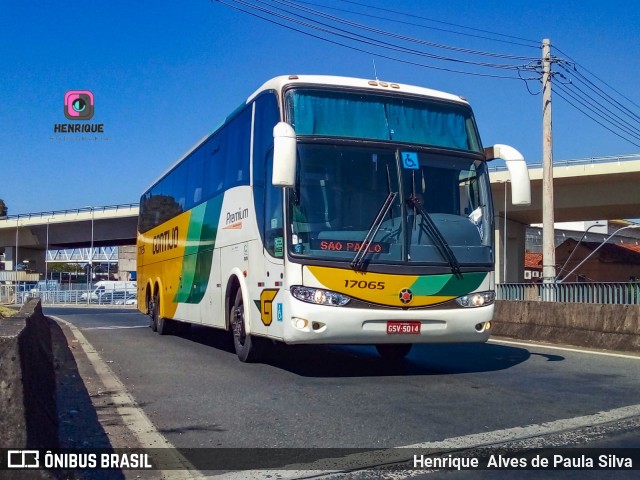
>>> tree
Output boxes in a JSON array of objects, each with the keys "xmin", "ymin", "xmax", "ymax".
[
  {"xmin": 0, "ymin": 199, "xmax": 7, "ymax": 217},
  {"xmin": 48, "ymin": 262, "xmax": 84, "ymax": 274}
]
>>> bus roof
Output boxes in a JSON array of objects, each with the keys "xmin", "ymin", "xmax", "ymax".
[{"xmin": 248, "ymin": 75, "xmax": 469, "ymax": 105}]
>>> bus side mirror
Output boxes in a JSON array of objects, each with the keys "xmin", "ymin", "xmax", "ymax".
[
  {"xmin": 272, "ymin": 122, "xmax": 297, "ymax": 187},
  {"xmin": 485, "ymin": 144, "xmax": 531, "ymax": 206}
]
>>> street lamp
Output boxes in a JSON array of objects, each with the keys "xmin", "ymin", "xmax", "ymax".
[
  {"xmin": 556, "ymin": 224, "xmax": 640, "ymax": 283},
  {"xmin": 496, "ymin": 180, "xmax": 510, "ymax": 283},
  {"xmin": 555, "ymin": 222, "xmax": 605, "ymax": 282},
  {"xmin": 44, "ymin": 218, "xmax": 52, "ymax": 287},
  {"xmin": 14, "ymin": 218, "xmax": 19, "ymax": 272},
  {"xmin": 84, "ymin": 206, "xmax": 95, "ymax": 302}
]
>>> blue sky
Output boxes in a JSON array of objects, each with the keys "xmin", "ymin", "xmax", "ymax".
[{"xmin": 1, "ymin": 0, "xmax": 638, "ymax": 215}]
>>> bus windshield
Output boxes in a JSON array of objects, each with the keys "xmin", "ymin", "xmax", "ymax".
[
  {"xmin": 288, "ymin": 143, "xmax": 493, "ymax": 267},
  {"xmin": 286, "ymin": 89, "xmax": 482, "ymax": 153}
]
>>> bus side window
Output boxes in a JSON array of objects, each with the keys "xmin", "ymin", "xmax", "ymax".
[{"xmin": 225, "ymin": 107, "xmax": 252, "ymax": 189}]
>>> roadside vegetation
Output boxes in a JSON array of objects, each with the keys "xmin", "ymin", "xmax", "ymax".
[{"xmin": 0, "ymin": 305, "xmax": 17, "ymax": 318}]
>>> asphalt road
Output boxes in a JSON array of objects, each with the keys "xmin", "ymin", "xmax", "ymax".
[{"xmin": 45, "ymin": 306, "xmax": 640, "ymax": 478}]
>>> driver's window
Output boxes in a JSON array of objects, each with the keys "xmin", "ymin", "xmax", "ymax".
[{"xmin": 265, "ymin": 153, "xmax": 284, "ymax": 258}]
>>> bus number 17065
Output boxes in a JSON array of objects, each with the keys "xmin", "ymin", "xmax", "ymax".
[{"xmin": 344, "ymin": 280, "xmax": 386, "ymax": 290}]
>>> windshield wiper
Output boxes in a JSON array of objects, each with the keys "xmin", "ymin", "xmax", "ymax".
[
  {"xmin": 351, "ymin": 191, "xmax": 397, "ymax": 270},
  {"xmin": 407, "ymin": 195, "xmax": 462, "ymax": 278}
]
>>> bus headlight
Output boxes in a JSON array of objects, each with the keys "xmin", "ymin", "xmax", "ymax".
[
  {"xmin": 455, "ymin": 291, "xmax": 495, "ymax": 308},
  {"xmin": 291, "ymin": 286, "xmax": 351, "ymax": 306}
]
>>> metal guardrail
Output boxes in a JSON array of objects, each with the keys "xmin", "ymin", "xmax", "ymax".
[
  {"xmin": 497, "ymin": 282, "xmax": 640, "ymax": 305},
  {"xmin": 489, "ymin": 153, "xmax": 640, "ymax": 172},
  {"xmin": 1, "ymin": 203, "xmax": 139, "ymax": 221},
  {"xmin": 6, "ymin": 283, "xmax": 639, "ymax": 306},
  {"xmin": 0, "ymin": 287, "xmax": 137, "ymax": 306}
]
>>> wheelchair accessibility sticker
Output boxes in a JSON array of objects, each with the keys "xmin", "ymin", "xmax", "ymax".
[{"xmin": 401, "ymin": 152, "xmax": 419, "ymax": 169}]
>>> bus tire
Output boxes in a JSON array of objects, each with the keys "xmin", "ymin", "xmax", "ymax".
[
  {"xmin": 375, "ymin": 343, "xmax": 412, "ymax": 360},
  {"xmin": 230, "ymin": 289, "xmax": 261, "ymax": 362},
  {"xmin": 153, "ymin": 293, "xmax": 173, "ymax": 335},
  {"xmin": 149, "ymin": 294, "xmax": 158, "ymax": 332}
]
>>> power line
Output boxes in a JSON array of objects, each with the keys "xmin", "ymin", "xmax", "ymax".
[
  {"xmin": 338, "ymin": 0, "xmax": 540, "ymax": 47},
  {"xmin": 552, "ymin": 45, "xmax": 640, "ymax": 112},
  {"xmin": 555, "ymin": 70, "xmax": 640, "ymax": 132},
  {"xmin": 556, "ymin": 61, "xmax": 640, "ymax": 126},
  {"xmin": 554, "ymin": 82, "xmax": 640, "ymax": 142},
  {"xmin": 282, "ymin": 0, "xmax": 540, "ymax": 60},
  {"xmin": 554, "ymin": 84, "xmax": 640, "ymax": 148},
  {"xmin": 237, "ymin": 0, "xmax": 535, "ymax": 70},
  {"xmin": 214, "ymin": 0, "xmax": 539, "ymax": 80}
]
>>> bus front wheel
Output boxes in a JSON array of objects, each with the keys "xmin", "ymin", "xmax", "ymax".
[
  {"xmin": 375, "ymin": 344, "xmax": 412, "ymax": 360},
  {"xmin": 230, "ymin": 289, "xmax": 261, "ymax": 362}
]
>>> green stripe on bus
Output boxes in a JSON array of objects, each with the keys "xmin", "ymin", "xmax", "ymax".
[
  {"xmin": 174, "ymin": 196, "xmax": 223, "ymax": 304},
  {"xmin": 410, "ymin": 272, "xmax": 486, "ymax": 297}
]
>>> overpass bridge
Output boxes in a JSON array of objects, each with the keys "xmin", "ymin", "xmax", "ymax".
[
  {"xmin": 491, "ymin": 154, "xmax": 640, "ymax": 282},
  {"xmin": 0, "ymin": 204, "xmax": 138, "ymax": 274},
  {"xmin": 0, "ymin": 154, "xmax": 639, "ymax": 281}
]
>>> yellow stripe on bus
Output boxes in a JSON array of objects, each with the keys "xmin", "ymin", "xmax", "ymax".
[
  {"xmin": 306, "ymin": 266, "xmax": 456, "ymax": 307},
  {"xmin": 137, "ymin": 210, "xmax": 193, "ymax": 318}
]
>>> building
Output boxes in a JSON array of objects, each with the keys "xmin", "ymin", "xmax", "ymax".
[{"xmin": 554, "ymin": 239, "xmax": 640, "ymax": 282}]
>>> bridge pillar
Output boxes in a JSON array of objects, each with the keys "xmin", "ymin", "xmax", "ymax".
[
  {"xmin": 118, "ymin": 246, "xmax": 137, "ymax": 280},
  {"xmin": 495, "ymin": 217, "xmax": 527, "ymax": 283},
  {"xmin": 3, "ymin": 246, "xmax": 16, "ymax": 270},
  {"xmin": 1, "ymin": 247, "xmax": 45, "ymax": 274}
]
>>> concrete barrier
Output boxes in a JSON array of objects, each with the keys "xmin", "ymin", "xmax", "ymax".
[
  {"xmin": 492, "ymin": 300, "xmax": 640, "ymax": 352},
  {"xmin": 0, "ymin": 299, "xmax": 58, "ymax": 454}
]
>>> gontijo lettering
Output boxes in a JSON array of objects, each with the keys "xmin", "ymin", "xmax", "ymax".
[{"xmin": 152, "ymin": 227, "xmax": 179, "ymax": 254}]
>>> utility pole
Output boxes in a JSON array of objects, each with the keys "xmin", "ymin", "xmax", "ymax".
[{"xmin": 541, "ymin": 38, "xmax": 556, "ymax": 290}]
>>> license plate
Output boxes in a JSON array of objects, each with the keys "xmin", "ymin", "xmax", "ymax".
[{"xmin": 386, "ymin": 321, "xmax": 421, "ymax": 334}]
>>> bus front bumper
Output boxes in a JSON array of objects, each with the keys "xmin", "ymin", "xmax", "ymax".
[{"xmin": 281, "ymin": 298, "xmax": 494, "ymax": 345}]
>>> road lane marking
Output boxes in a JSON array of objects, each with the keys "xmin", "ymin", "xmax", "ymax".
[
  {"xmin": 51, "ymin": 315, "xmax": 205, "ymax": 480},
  {"xmin": 81, "ymin": 325, "xmax": 149, "ymax": 331},
  {"xmin": 204, "ymin": 403, "xmax": 640, "ymax": 479},
  {"xmin": 489, "ymin": 338, "xmax": 640, "ymax": 360}
]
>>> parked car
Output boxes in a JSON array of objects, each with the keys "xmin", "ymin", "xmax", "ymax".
[
  {"xmin": 114, "ymin": 293, "xmax": 137, "ymax": 306},
  {"xmin": 81, "ymin": 281, "xmax": 137, "ymax": 301},
  {"xmin": 97, "ymin": 291, "xmax": 136, "ymax": 305}
]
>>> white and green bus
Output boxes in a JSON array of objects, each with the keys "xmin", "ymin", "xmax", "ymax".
[{"xmin": 137, "ymin": 75, "xmax": 530, "ymax": 362}]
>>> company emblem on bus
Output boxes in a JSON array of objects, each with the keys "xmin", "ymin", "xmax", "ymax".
[
  {"xmin": 399, "ymin": 288, "xmax": 413, "ymax": 304},
  {"xmin": 152, "ymin": 227, "xmax": 179, "ymax": 254},
  {"xmin": 259, "ymin": 289, "xmax": 279, "ymax": 326}
]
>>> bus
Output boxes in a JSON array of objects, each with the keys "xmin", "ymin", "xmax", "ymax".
[{"xmin": 137, "ymin": 75, "xmax": 530, "ymax": 362}]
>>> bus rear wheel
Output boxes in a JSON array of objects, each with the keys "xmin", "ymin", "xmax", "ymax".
[
  {"xmin": 152, "ymin": 292, "xmax": 173, "ymax": 335},
  {"xmin": 230, "ymin": 289, "xmax": 261, "ymax": 362},
  {"xmin": 149, "ymin": 294, "xmax": 158, "ymax": 332},
  {"xmin": 375, "ymin": 343, "xmax": 412, "ymax": 360}
]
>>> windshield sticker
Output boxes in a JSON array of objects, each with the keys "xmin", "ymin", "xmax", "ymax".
[
  {"xmin": 274, "ymin": 237, "xmax": 284, "ymax": 257},
  {"xmin": 401, "ymin": 152, "xmax": 419, "ymax": 169}
]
